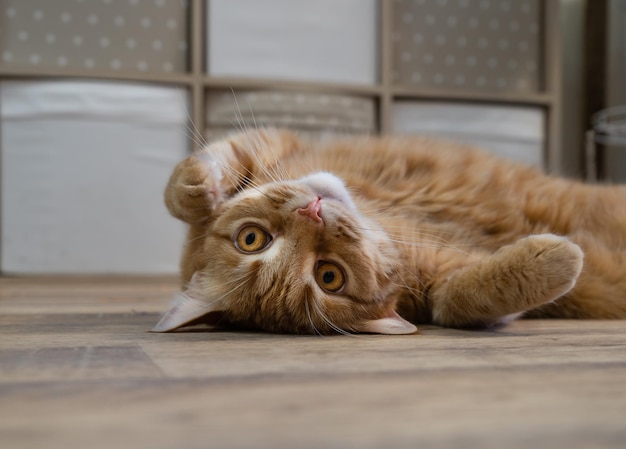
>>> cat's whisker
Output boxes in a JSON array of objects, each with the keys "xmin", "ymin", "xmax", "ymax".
[
  {"xmin": 198, "ymin": 272, "xmax": 253, "ymax": 292},
  {"xmin": 230, "ymin": 94, "xmax": 284, "ymax": 187},
  {"xmin": 390, "ymin": 234, "xmax": 470, "ymax": 250},
  {"xmin": 183, "ymin": 107, "xmax": 210, "ymax": 150},
  {"xmin": 353, "ymin": 219, "xmax": 461, "ymax": 237},
  {"xmin": 223, "ymin": 128, "xmax": 276, "ymax": 185},
  {"xmin": 216, "ymin": 157, "xmax": 274, "ymax": 199},
  {"xmin": 279, "ymin": 159, "xmax": 292, "ymax": 180},
  {"xmin": 384, "ymin": 235, "xmax": 472, "ymax": 248},
  {"xmin": 392, "ymin": 231, "xmax": 477, "ymax": 251},
  {"xmin": 217, "ymin": 159, "xmax": 246, "ymax": 186},
  {"xmin": 352, "ymin": 223, "xmax": 461, "ymax": 244},
  {"xmin": 352, "ymin": 223, "xmax": 476, "ymax": 255},
  {"xmin": 393, "ymin": 270, "xmax": 427, "ymax": 298},
  {"xmin": 186, "ymin": 230, "xmax": 210, "ymax": 245},
  {"xmin": 304, "ymin": 296, "xmax": 324, "ymax": 336},
  {"xmin": 248, "ymin": 133, "xmax": 287, "ymax": 185},
  {"xmin": 182, "ymin": 111, "xmax": 202, "ymax": 143},
  {"xmin": 191, "ymin": 274, "xmax": 255, "ymax": 311},
  {"xmin": 248, "ymin": 139, "xmax": 282, "ymax": 185},
  {"xmin": 187, "ymin": 234, "xmax": 208, "ymax": 245},
  {"xmin": 228, "ymin": 118, "xmax": 247, "ymax": 136},
  {"xmin": 385, "ymin": 238, "xmax": 473, "ymax": 257},
  {"xmin": 239, "ymin": 123, "xmax": 295, "ymax": 184},
  {"xmin": 183, "ymin": 129, "xmax": 206, "ymax": 152},
  {"xmin": 183, "ymin": 125, "xmax": 210, "ymax": 153},
  {"xmin": 246, "ymin": 99, "xmax": 258, "ymax": 132},
  {"xmin": 264, "ymin": 151, "xmax": 289, "ymax": 183},
  {"xmin": 269, "ymin": 140, "xmax": 293, "ymax": 181},
  {"xmin": 230, "ymin": 88, "xmax": 249, "ymax": 135},
  {"xmin": 310, "ymin": 300, "xmax": 354, "ymax": 336}
]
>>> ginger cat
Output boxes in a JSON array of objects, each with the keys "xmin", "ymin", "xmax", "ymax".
[{"xmin": 153, "ymin": 129, "xmax": 626, "ymax": 334}]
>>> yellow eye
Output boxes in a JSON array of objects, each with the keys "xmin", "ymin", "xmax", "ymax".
[
  {"xmin": 315, "ymin": 261, "xmax": 345, "ymax": 293},
  {"xmin": 235, "ymin": 225, "xmax": 272, "ymax": 253}
]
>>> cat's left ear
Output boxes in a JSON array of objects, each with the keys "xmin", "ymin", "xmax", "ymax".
[
  {"xmin": 356, "ymin": 310, "xmax": 418, "ymax": 335},
  {"xmin": 151, "ymin": 274, "xmax": 219, "ymax": 332}
]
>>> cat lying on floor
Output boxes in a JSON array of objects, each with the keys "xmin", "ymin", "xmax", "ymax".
[{"xmin": 153, "ymin": 129, "xmax": 626, "ymax": 334}]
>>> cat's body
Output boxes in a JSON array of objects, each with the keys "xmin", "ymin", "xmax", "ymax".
[{"xmin": 154, "ymin": 129, "xmax": 626, "ymax": 334}]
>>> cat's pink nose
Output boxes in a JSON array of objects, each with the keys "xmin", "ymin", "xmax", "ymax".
[{"xmin": 298, "ymin": 197, "xmax": 323, "ymax": 223}]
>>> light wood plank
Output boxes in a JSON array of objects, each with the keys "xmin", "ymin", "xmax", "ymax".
[{"xmin": 0, "ymin": 277, "xmax": 625, "ymax": 449}]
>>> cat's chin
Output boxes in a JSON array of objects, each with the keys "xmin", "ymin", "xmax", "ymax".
[{"xmin": 300, "ymin": 172, "xmax": 356, "ymax": 211}]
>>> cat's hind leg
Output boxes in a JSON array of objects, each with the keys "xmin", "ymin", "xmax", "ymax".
[{"xmin": 429, "ymin": 234, "xmax": 584, "ymax": 328}]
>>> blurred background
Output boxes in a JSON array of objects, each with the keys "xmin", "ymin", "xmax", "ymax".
[{"xmin": 0, "ymin": 0, "xmax": 624, "ymax": 276}]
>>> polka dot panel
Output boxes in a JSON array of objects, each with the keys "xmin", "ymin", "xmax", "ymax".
[
  {"xmin": 0, "ymin": 0, "xmax": 188, "ymax": 73},
  {"xmin": 392, "ymin": 0, "xmax": 542, "ymax": 93}
]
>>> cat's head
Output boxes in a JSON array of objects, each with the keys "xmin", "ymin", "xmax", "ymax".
[{"xmin": 154, "ymin": 171, "xmax": 416, "ymax": 335}]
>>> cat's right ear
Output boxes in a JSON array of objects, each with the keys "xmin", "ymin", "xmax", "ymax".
[
  {"xmin": 151, "ymin": 274, "xmax": 221, "ymax": 332},
  {"xmin": 355, "ymin": 310, "xmax": 418, "ymax": 335}
]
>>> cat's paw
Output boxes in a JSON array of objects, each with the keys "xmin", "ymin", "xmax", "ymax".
[
  {"xmin": 164, "ymin": 151, "xmax": 224, "ymax": 223},
  {"xmin": 516, "ymin": 234, "xmax": 584, "ymax": 302}
]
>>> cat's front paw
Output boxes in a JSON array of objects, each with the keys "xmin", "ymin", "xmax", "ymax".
[
  {"xmin": 517, "ymin": 234, "xmax": 584, "ymax": 302},
  {"xmin": 430, "ymin": 233, "xmax": 584, "ymax": 328},
  {"xmin": 164, "ymin": 152, "xmax": 224, "ymax": 223}
]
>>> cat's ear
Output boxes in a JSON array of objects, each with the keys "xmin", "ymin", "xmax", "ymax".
[
  {"xmin": 356, "ymin": 310, "xmax": 418, "ymax": 335},
  {"xmin": 151, "ymin": 274, "xmax": 220, "ymax": 332}
]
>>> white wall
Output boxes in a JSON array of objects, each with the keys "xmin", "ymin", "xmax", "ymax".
[{"xmin": 1, "ymin": 80, "xmax": 188, "ymax": 274}]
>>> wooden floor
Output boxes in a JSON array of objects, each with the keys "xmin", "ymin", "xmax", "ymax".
[{"xmin": 1, "ymin": 277, "xmax": 625, "ymax": 449}]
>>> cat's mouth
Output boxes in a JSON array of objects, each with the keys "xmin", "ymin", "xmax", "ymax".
[{"xmin": 297, "ymin": 197, "xmax": 323, "ymax": 223}]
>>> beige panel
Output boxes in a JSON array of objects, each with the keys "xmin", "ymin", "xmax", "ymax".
[
  {"xmin": 392, "ymin": 0, "xmax": 543, "ymax": 93},
  {"xmin": 0, "ymin": 0, "xmax": 189, "ymax": 74}
]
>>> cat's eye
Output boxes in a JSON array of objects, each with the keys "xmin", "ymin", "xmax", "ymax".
[
  {"xmin": 235, "ymin": 225, "xmax": 272, "ymax": 253},
  {"xmin": 315, "ymin": 261, "xmax": 345, "ymax": 293}
]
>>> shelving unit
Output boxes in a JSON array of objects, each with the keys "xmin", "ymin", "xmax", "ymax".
[{"xmin": 0, "ymin": 0, "xmax": 564, "ymax": 274}]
